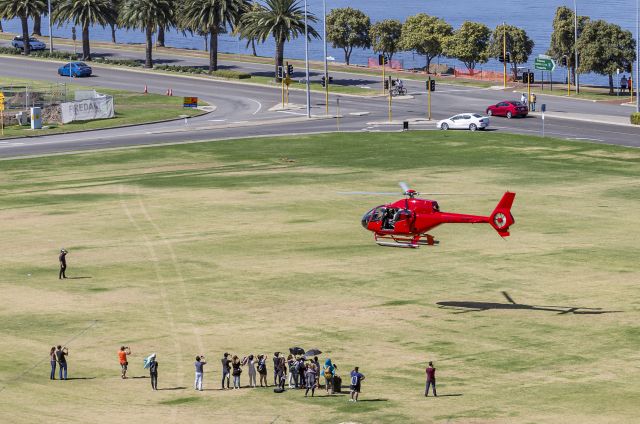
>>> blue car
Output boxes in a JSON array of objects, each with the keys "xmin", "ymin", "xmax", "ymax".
[{"xmin": 58, "ymin": 62, "xmax": 93, "ymax": 78}]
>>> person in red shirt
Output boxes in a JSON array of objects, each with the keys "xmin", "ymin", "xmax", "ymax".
[
  {"xmin": 118, "ymin": 346, "xmax": 131, "ymax": 379},
  {"xmin": 425, "ymin": 361, "xmax": 437, "ymax": 397}
]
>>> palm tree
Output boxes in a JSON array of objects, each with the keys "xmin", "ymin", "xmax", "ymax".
[
  {"xmin": 119, "ymin": 0, "xmax": 175, "ymax": 68},
  {"xmin": 235, "ymin": 0, "xmax": 261, "ymax": 56},
  {"xmin": 108, "ymin": 0, "xmax": 122, "ymax": 43},
  {"xmin": 54, "ymin": 0, "xmax": 115, "ymax": 60},
  {"xmin": 0, "ymin": 0, "xmax": 47, "ymax": 55},
  {"xmin": 179, "ymin": 0, "xmax": 248, "ymax": 72},
  {"xmin": 241, "ymin": 0, "xmax": 318, "ymax": 81}
]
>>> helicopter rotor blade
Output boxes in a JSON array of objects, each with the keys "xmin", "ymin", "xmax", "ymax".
[
  {"xmin": 399, "ymin": 182, "xmax": 410, "ymax": 194},
  {"xmin": 337, "ymin": 191, "xmax": 399, "ymax": 196}
]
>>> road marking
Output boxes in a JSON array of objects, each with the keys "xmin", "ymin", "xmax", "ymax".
[
  {"xmin": 208, "ymin": 119, "xmax": 226, "ymax": 122},
  {"xmin": 276, "ymin": 110, "xmax": 307, "ymax": 116},
  {"xmin": 248, "ymin": 98, "xmax": 262, "ymax": 115},
  {"xmin": 569, "ymin": 137, "xmax": 606, "ymax": 142}
]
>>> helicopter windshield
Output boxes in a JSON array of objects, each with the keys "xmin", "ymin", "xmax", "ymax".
[{"xmin": 361, "ymin": 206, "xmax": 385, "ymax": 228}]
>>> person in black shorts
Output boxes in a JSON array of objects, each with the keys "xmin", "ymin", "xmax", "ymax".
[
  {"xmin": 59, "ymin": 249, "xmax": 68, "ymax": 279},
  {"xmin": 349, "ymin": 366, "xmax": 365, "ymax": 402}
]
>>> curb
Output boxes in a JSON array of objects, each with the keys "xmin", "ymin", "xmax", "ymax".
[{"xmin": 528, "ymin": 112, "xmax": 638, "ymax": 128}]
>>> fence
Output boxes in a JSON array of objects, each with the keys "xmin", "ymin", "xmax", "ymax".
[
  {"xmin": 453, "ymin": 69, "xmax": 507, "ymax": 82},
  {"xmin": 0, "ymin": 83, "xmax": 69, "ymax": 111},
  {"xmin": 367, "ymin": 57, "xmax": 404, "ymax": 70}
]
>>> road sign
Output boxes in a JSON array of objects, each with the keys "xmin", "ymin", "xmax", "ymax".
[
  {"xmin": 535, "ymin": 57, "xmax": 556, "ymax": 72},
  {"xmin": 183, "ymin": 97, "xmax": 198, "ymax": 108}
]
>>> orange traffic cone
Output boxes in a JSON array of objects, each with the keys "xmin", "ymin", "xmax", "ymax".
[{"xmin": 143, "ymin": 85, "xmax": 148, "ymax": 94}]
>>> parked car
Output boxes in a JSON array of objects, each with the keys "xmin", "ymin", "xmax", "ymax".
[
  {"xmin": 486, "ymin": 100, "xmax": 528, "ymax": 119},
  {"xmin": 58, "ymin": 62, "xmax": 93, "ymax": 78},
  {"xmin": 437, "ymin": 113, "xmax": 489, "ymax": 131},
  {"xmin": 11, "ymin": 36, "xmax": 46, "ymax": 51}
]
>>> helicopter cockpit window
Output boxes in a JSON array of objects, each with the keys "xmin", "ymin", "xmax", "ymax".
[
  {"xmin": 393, "ymin": 209, "xmax": 411, "ymax": 222},
  {"xmin": 432, "ymin": 202, "xmax": 440, "ymax": 212},
  {"xmin": 371, "ymin": 206, "xmax": 386, "ymax": 222}
]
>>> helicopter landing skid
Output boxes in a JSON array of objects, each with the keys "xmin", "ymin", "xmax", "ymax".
[{"xmin": 375, "ymin": 234, "xmax": 439, "ymax": 248}]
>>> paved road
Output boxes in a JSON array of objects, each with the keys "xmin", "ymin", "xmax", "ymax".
[{"xmin": 0, "ymin": 55, "xmax": 638, "ymax": 158}]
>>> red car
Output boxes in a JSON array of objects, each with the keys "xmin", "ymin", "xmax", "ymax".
[{"xmin": 486, "ymin": 101, "xmax": 528, "ymax": 119}]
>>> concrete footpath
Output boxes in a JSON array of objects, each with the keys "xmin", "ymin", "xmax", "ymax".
[{"xmin": 528, "ymin": 111, "xmax": 638, "ymax": 128}]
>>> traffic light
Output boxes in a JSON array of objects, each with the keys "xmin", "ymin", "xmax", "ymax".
[
  {"xmin": 498, "ymin": 54, "xmax": 504, "ymax": 63},
  {"xmin": 426, "ymin": 79, "xmax": 435, "ymax": 92},
  {"xmin": 505, "ymin": 53, "xmax": 511, "ymax": 63},
  {"xmin": 384, "ymin": 79, "xmax": 389, "ymax": 90},
  {"xmin": 321, "ymin": 76, "xmax": 325, "ymax": 87},
  {"xmin": 287, "ymin": 64, "xmax": 293, "ymax": 76},
  {"xmin": 528, "ymin": 72, "xmax": 535, "ymax": 84},
  {"xmin": 277, "ymin": 66, "xmax": 283, "ymax": 79},
  {"xmin": 378, "ymin": 54, "xmax": 388, "ymax": 66},
  {"xmin": 561, "ymin": 56, "xmax": 567, "ymax": 67},
  {"xmin": 523, "ymin": 72, "xmax": 534, "ymax": 84}
]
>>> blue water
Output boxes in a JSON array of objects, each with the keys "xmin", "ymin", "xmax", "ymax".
[{"xmin": 1, "ymin": 0, "xmax": 638, "ymax": 85}]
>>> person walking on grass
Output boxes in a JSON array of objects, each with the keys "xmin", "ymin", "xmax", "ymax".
[
  {"xmin": 118, "ymin": 346, "xmax": 131, "ymax": 379},
  {"xmin": 58, "ymin": 249, "xmax": 68, "ymax": 279},
  {"xmin": 194, "ymin": 355, "xmax": 206, "ymax": 391},
  {"xmin": 49, "ymin": 347, "xmax": 57, "ymax": 380},
  {"xmin": 221, "ymin": 353, "xmax": 231, "ymax": 389},
  {"xmin": 257, "ymin": 354, "xmax": 268, "ymax": 387},
  {"xmin": 56, "ymin": 345, "xmax": 68, "ymax": 380},
  {"xmin": 425, "ymin": 361, "xmax": 437, "ymax": 397},
  {"xmin": 322, "ymin": 358, "xmax": 335, "ymax": 394},
  {"xmin": 148, "ymin": 354, "xmax": 158, "ymax": 390},
  {"xmin": 304, "ymin": 362, "xmax": 317, "ymax": 397},
  {"xmin": 349, "ymin": 366, "xmax": 365, "ymax": 402}
]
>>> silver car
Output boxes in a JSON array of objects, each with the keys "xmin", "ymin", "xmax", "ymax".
[
  {"xmin": 437, "ymin": 113, "xmax": 490, "ymax": 131},
  {"xmin": 11, "ymin": 36, "xmax": 47, "ymax": 51}
]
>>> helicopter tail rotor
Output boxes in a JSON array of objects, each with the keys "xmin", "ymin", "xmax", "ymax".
[{"xmin": 489, "ymin": 192, "xmax": 516, "ymax": 237}]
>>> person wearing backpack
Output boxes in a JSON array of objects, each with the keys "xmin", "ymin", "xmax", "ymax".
[
  {"xmin": 304, "ymin": 363, "xmax": 317, "ymax": 397},
  {"xmin": 322, "ymin": 358, "xmax": 335, "ymax": 394},
  {"xmin": 257, "ymin": 354, "xmax": 268, "ymax": 387},
  {"xmin": 349, "ymin": 366, "xmax": 365, "ymax": 402}
]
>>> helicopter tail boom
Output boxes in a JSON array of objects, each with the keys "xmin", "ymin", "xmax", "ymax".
[{"xmin": 489, "ymin": 192, "xmax": 516, "ymax": 237}]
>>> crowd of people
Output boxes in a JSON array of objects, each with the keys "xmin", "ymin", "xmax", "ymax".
[{"xmin": 49, "ymin": 344, "xmax": 439, "ymax": 400}]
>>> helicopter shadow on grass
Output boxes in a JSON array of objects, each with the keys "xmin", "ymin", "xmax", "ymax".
[{"xmin": 437, "ymin": 291, "xmax": 623, "ymax": 315}]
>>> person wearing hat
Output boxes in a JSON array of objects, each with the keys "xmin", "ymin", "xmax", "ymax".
[{"xmin": 59, "ymin": 249, "xmax": 68, "ymax": 279}]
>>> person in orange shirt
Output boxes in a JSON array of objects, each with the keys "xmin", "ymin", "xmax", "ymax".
[{"xmin": 118, "ymin": 346, "xmax": 131, "ymax": 379}]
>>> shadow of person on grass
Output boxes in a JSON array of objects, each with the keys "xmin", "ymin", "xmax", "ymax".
[
  {"xmin": 437, "ymin": 292, "xmax": 622, "ymax": 315},
  {"xmin": 64, "ymin": 377, "xmax": 96, "ymax": 380},
  {"xmin": 357, "ymin": 398, "xmax": 388, "ymax": 402},
  {"xmin": 157, "ymin": 387, "xmax": 186, "ymax": 391},
  {"xmin": 65, "ymin": 276, "xmax": 92, "ymax": 279}
]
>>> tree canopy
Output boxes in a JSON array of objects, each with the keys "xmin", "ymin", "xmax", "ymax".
[
  {"xmin": 369, "ymin": 19, "xmax": 402, "ymax": 61},
  {"xmin": 119, "ymin": 0, "xmax": 175, "ymax": 67},
  {"xmin": 488, "ymin": 23, "xmax": 534, "ymax": 80},
  {"xmin": 399, "ymin": 13, "xmax": 452, "ymax": 73},
  {"xmin": 444, "ymin": 21, "xmax": 491, "ymax": 72},
  {"xmin": 54, "ymin": 0, "xmax": 116, "ymax": 60},
  {"xmin": 576, "ymin": 19, "xmax": 636, "ymax": 93},
  {"xmin": 547, "ymin": 6, "xmax": 589, "ymax": 82},
  {"xmin": 325, "ymin": 7, "xmax": 370, "ymax": 65}
]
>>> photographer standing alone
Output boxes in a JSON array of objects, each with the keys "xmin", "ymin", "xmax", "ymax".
[
  {"xmin": 118, "ymin": 346, "xmax": 131, "ymax": 379},
  {"xmin": 59, "ymin": 249, "xmax": 68, "ymax": 279}
]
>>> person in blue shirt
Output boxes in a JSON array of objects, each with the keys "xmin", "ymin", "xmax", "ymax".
[{"xmin": 349, "ymin": 366, "xmax": 365, "ymax": 402}]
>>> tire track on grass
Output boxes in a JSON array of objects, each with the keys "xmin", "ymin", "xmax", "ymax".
[
  {"xmin": 134, "ymin": 187, "xmax": 205, "ymax": 353},
  {"xmin": 119, "ymin": 185, "xmax": 182, "ymax": 421}
]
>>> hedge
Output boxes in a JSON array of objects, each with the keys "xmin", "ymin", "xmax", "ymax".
[
  {"xmin": 631, "ymin": 112, "xmax": 640, "ymax": 125},
  {"xmin": 92, "ymin": 57, "xmax": 142, "ymax": 67},
  {"xmin": 153, "ymin": 65, "xmax": 251, "ymax": 79}
]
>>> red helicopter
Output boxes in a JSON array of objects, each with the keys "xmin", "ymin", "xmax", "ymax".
[{"xmin": 356, "ymin": 183, "xmax": 516, "ymax": 248}]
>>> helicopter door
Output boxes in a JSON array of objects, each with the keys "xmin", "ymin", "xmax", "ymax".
[{"xmin": 391, "ymin": 209, "xmax": 413, "ymax": 232}]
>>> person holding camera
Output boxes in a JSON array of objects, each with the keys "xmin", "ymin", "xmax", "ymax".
[
  {"xmin": 194, "ymin": 355, "xmax": 207, "ymax": 391},
  {"xmin": 118, "ymin": 346, "xmax": 131, "ymax": 379},
  {"xmin": 58, "ymin": 249, "xmax": 68, "ymax": 279},
  {"xmin": 56, "ymin": 345, "xmax": 68, "ymax": 380}
]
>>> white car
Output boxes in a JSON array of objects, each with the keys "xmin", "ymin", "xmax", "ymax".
[
  {"xmin": 437, "ymin": 113, "xmax": 490, "ymax": 131},
  {"xmin": 11, "ymin": 36, "xmax": 46, "ymax": 51}
]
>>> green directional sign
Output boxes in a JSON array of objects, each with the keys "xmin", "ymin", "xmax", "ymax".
[{"xmin": 535, "ymin": 57, "xmax": 555, "ymax": 72}]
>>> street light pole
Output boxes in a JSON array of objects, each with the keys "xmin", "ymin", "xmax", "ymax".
[
  {"xmin": 573, "ymin": 0, "xmax": 580, "ymax": 94},
  {"xmin": 323, "ymin": 0, "xmax": 329, "ymax": 115},
  {"xmin": 304, "ymin": 0, "xmax": 311, "ymax": 118},
  {"xmin": 636, "ymin": 0, "xmax": 639, "ymax": 112},
  {"xmin": 47, "ymin": 0, "xmax": 53, "ymax": 53}
]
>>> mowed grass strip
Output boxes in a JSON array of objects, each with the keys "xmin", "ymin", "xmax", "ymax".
[
  {"xmin": 0, "ymin": 77, "xmax": 206, "ymax": 139},
  {"xmin": 0, "ymin": 131, "xmax": 639, "ymax": 423}
]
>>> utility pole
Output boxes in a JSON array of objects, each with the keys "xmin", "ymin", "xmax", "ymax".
[
  {"xmin": 304, "ymin": 0, "xmax": 311, "ymax": 118},
  {"xmin": 323, "ymin": 0, "xmax": 329, "ymax": 115},
  {"xmin": 47, "ymin": 0, "xmax": 53, "ymax": 53},
  {"xmin": 427, "ymin": 77, "xmax": 432, "ymax": 120},
  {"xmin": 636, "ymin": 0, "xmax": 639, "ymax": 112},
  {"xmin": 503, "ymin": 22, "xmax": 507, "ymax": 89},
  {"xmin": 574, "ymin": 0, "xmax": 580, "ymax": 94}
]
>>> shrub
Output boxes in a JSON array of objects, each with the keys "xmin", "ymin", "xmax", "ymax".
[
  {"xmin": 153, "ymin": 65, "xmax": 251, "ymax": 79},
  {"xmin": 92, "ymin": 57, "xmax": 142, "ymax": 67},
  {"xmin": 631, "ymin": 112, "xmax": 640, "ymax": 125}
]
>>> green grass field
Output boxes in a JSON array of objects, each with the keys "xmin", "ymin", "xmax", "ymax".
[{"xmin": 0, "ymin": 131, "xmax": 638, "ymax": 423}]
